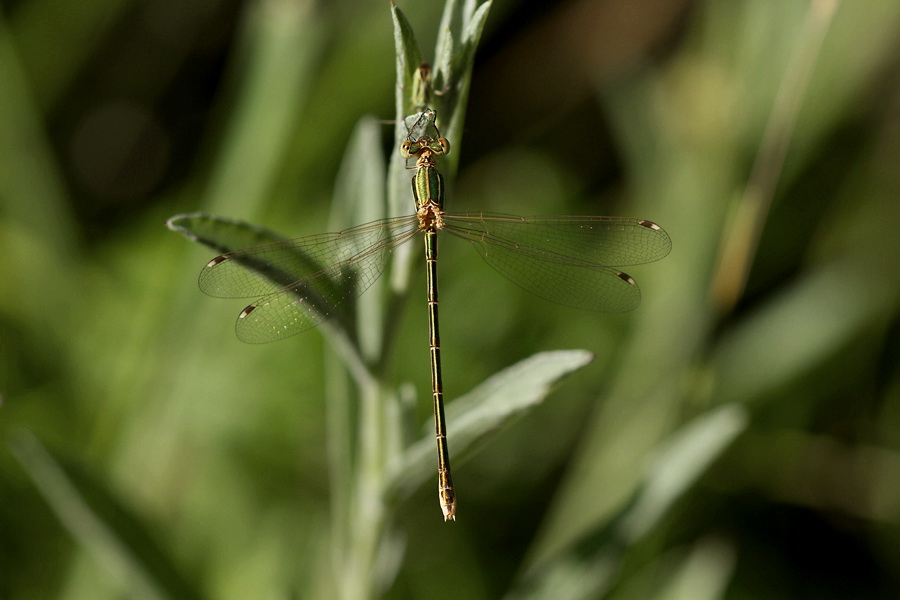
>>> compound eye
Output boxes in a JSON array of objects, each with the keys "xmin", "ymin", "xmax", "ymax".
[
  {"xmin": 438, "ymin": 138, "xmax": 450, "ymax": 154},
  {"xmin": 400, "ymin": 140, "xmax": 414, "ymax": 157}
]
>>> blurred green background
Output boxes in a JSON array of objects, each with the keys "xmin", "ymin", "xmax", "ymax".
[{"xmin": 2, "ymin": 0, "xmax": 899, "ymax": 598}]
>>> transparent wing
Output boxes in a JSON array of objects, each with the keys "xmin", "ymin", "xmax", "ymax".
[
  {"xmin": 442, "ymin": 212, "xmax": 671, "ymax": 312},
  {"xmin": 442, "ymin": 212, "xmax": 671, "ymax": 266},
  {"xmin": 199, "ymin": 215, "xmax": 420, "ymax": 343}
]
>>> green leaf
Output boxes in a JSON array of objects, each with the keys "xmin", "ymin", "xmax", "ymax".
[
  {"xmin": 10, "ymin": 432, "xmax": 205, "ymax": 600},
  {"xmin": 442, "ymin": 0, "xmax": 492, "ymax": 152},
  {"xmin": 433, "ymin": 18, "xmax": 454, "ymax": 107},
  {"xmin": 166, "ymin": 212, "xmax": 288, "ymax": 254},
  {"xmin": 200, "ymin": 0, "xmax": 321, "ymax": 217},
  {"xmin": 614, "ymin": 404, "xmax": 748, "ymax": 543},
  {"xmin": 329, "ymin": 117, "xmax": 387, "ymax": 360},
  {"xmin": 426, "ymin": 0, "xmax": 493, "ymax": 172},
  {"xmin": 386, "ymin": 350, "xmax": 594, "ymax": 503},
  {"xmin": 433, "ymin": 0, "xmax": 460, "ymax": 84},
  {"xmin": 710, "ymin": 257, "xmax": 900, "ymax": 406},
  {"xmin": 391, "ymin": 2, "xmax": 424, "ymax": 119},
  {"xmin": 166, "ymin": 212, "xmax": 357, "ymax": 343},
  {"xmin": 644, "ymin": 537, "xmax": 736, "ymax": 600},
  {"xmin": 330, "ymin": 117, "xmax": 387, "ymax": 231},
  {"xmin": 389, "ymin": 3, "xmax": 428, "ymax": 227},
  {"xmin": 508, "ymin": 405, "xmax": 747, "ymax": 600}
]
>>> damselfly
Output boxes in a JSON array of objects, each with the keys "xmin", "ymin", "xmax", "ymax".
[{"xmin": 198, "ymin": 109, "xmax": 671, "ymax": 520}]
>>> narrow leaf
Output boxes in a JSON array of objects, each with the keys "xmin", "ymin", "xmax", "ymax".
[
  {"xmin": 391, "ymin": 3, "xmax": 424, "ymax": 119},
  {"xmin": 508, "ymin": 405, "xmax": 748, "ymax": 600},
  {"xmin": 10, "ymin": 431, "xmax": 205, "ymax": 600},
  {"xmin": 167, "ymin": 212, "xmax": 357, "ymax": 343},
  {"xmin": 166, "ymin": 212, "xmax": 288, "ymax": 254},
  {"xmin": 443, "ymin": 0, "xmax": 492, "ymax": 150},
  {"xmin": 330, "ymin": 118, "xmax": 387, "ymax": 231},
  {"xmin": 433, "ymin": 0, "xmax": 459, "ymax": 81},
  {"xmin": 330, "ymin": 117, "xmax": 387, "ymax": 359},
  {"xmin": 652, "ymin": 536, "xmax": 737, "ymax": 600},
  {"xmin": 615, "ymin": 404, "xmax": 748, "ymax": 543},
  {"xmin": 433, "ymin": 24, "xmax": 454, "ymax": 108},
  {"xmin": 386, "ymin": 350, "xmax": 594, "ymax": 502}
]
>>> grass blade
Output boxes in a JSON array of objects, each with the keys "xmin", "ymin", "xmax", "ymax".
[{"xmin": 11, "ymin": 432, "xmax": 205, "ymax": 600}]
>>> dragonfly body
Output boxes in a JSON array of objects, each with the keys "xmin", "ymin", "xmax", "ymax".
[
  {"xmin": 197, "ymin": 109, "xmax": 671, "ymax": 520},
  {"xmin": 402, "ymin": 123, "xmax": 456, "ymax": 519}
]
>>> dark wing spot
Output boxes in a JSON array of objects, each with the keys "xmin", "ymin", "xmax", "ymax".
[
  {"xmin": 206, "ymin": 255, "xmax": 229, "ymax": 268},
  {"xmin": 616, "ymin": 271, "xmax": 636, "ymax": 285}
]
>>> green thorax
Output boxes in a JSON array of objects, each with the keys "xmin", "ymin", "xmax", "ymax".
[
  {"xmin": 413, "ymin": 164, "xmax": 444, "ymax": 212},
  {"xmin": 400, "ymin": 108, "xmax": 450, "ymax": 220}
]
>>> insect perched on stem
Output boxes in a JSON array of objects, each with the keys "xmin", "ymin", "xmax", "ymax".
[{"xmin": 198, "ymin": 109, "xmax": 671, "ymax": 520}]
